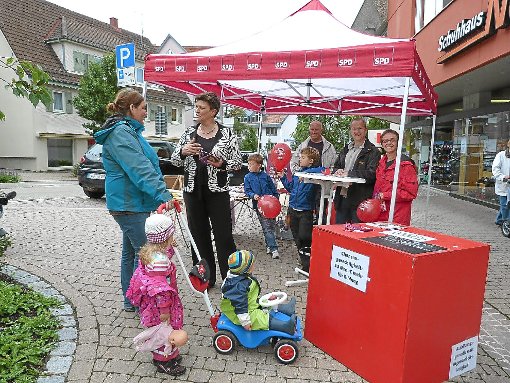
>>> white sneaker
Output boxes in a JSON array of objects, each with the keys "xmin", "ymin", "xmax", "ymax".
[
  {"xmin": 266, "ymin": 247, "xmax": 271, "ymax": 254},
  {"xmin": 271, "ymin": 250, "xmax": 280, "ymax": 259}
]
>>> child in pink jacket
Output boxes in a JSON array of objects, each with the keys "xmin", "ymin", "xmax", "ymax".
[{"xmin": 126, "ymin": 214, "xmax": 187, "ymax": 376}]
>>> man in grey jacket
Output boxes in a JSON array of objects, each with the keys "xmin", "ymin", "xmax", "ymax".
[
  {"xmin": 291, "ymin": 120, "xmax": 337, "ymax": 172},
  {"xmin": 291, "ymin": 120, "xmax": 337, "ymax": 224}
]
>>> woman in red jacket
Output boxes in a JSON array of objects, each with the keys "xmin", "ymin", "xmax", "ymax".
[{"xmin": 374, "ymin": 129, "xmax": 419, "ymax": 226}]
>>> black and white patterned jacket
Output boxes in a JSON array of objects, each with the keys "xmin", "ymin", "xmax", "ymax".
[{"xmin": 171, "ymin": 123, "xmax": 242, "ymax": 193}]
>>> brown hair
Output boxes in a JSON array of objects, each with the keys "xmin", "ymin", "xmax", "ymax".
[
  {"xmin": 248, "ymin": 153, "xmax": 264, "ymax": 164},
  {"xmin": 106, "ymin": 88, "xmax": 144, "ymax": 116},
  {"xmin": 300, "ymin": 147, "xmax": 320, "ymax": 167},
  {"xmin": 195, "ymin": 92, "xmax": 221, "ymax": 116},
  {"xmin": 381, "ymin": 129, "xmax": 399, "ymax": 141}
]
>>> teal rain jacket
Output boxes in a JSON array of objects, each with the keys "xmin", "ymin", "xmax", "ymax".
[{"xmin": 94, "ymin": 116, "xmax": 171, "ymax": 212}]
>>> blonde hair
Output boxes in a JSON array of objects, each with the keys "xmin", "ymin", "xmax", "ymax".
[
  {"xmin": 138, "ymin": 236, "xmax": 175, "ymax": 265},
  {"xmin": 300, "ymin": 147, "xmax": 320, "ymax": 167}
]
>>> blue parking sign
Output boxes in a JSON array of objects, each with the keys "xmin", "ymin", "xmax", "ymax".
[{"xmin": 116, "ymin": 43, "xmax": 135, "ymax": 69}]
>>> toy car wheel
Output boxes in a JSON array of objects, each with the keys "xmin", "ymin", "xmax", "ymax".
[
  {"xmin": 213, "ymin": 330, "xmax": 237, "ymax": 354},
  {"xmin": 274, "ymin": 339, "xmax": 299, "ymax": 364},
  {"xmin": 502, "ymin": 221, "xmax": 510, "ymax": 238}
]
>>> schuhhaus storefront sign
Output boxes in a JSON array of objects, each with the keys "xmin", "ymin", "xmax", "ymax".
[{"xmin": 437, "ymin": 0, "xmax": 510, "ymax": 63}]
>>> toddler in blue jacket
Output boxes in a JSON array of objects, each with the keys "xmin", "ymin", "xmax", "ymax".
[
  {"xmin": 244, "ymin": 153, "xmax": 280, "ymax": 259},
  {"xmin": 279, "ymin": 147, "xmax": 324, "ymax": 271}
]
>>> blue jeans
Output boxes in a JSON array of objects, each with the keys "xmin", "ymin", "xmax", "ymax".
[
  {"xmin": 496, "ymin": 195, "xmax": 509, "ymax": 224},
  {"xmin": 256, "ymin": 211, "xmax": 278, "ymax": 251},
  {"xmin": 112, "ymin": 212, "xmax": 150, "ymax": 308}
]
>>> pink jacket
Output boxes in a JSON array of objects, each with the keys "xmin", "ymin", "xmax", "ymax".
[
  {"xmin": 126, "ymin": 247, "xmax": 184, "ymax": 329},
  {"xmin": 374, "ymin": 155, "xmax": 419, "ymax": 226}
]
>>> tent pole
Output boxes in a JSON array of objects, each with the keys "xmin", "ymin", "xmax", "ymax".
[
  {"xmin": 258, "ymin": 97, "xmax": 266, "ymax": 153},
  {"xmin": 388, "ymin": 77, "xmax": 410, "ymax": 223},
  {"xmin": 425, "ymin": 115, "xmax": 436, "ymax": 228}
]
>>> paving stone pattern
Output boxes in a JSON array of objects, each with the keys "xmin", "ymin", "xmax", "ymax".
[{"xmin": 1, "ymin": 186, "xmax": 509, "ymax": 383}]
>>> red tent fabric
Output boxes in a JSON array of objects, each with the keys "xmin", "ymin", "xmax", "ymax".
[{"xmin": 144, "ymin": 0, "xmax": 437, "ymax": 116}]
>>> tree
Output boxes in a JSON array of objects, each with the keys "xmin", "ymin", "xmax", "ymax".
[
  {"xmin": 293, "ymin": 115, "xmax": 390, "ymax": 151},
  {"xmin": 225, "ymin": 107, "xmax": 258, "ymax": 151},
  {"xmin": 73, "ymin": 54, "xmax": 119, "ymax": 134},
  {"xmin": 0, "ymin": 57, "xmax": 52, "ymax": 121}
]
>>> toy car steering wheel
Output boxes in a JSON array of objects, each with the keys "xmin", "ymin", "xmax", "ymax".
[{"xmin": 259, "ymin": 291, "xmax": 288, "ymax": 308}]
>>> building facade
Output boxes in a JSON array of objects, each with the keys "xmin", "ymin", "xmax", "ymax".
[
  {"xmin": 0, "ymin": 0, "xmax": 190, "ymax": 171},
  {"xmin": 387, "ymin": 0, "xmax": 510, "ymax": 206}
]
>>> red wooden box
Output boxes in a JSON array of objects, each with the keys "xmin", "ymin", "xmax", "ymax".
[{"xmin": 305, "ymin": 224, "xmax": 490, "ymax": 383}]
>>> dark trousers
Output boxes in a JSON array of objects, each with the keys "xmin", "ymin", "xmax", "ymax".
[
  {"xmin": 288, "ymin": 207, "xmax": 314, "ymax": 251},
  {"xmin": 183, "ymin": 187, "xmax": 236, "ymax": 286},
  {"xmin": 334, "ymin": 196, "xmax": 360, "ymax": 224}
]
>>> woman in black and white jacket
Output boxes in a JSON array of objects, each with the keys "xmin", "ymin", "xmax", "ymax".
[{"xmin": 171, "ymin": 92, "xmax": 242, "ymax": 287}]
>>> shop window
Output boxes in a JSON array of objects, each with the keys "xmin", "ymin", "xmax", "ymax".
[{"xmin": 47, "ymin": 138, "xmax": 73, "ymax": 167}]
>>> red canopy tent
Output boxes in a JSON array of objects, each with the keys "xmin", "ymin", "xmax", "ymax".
[{"xmin": 144, "ymin": 0, "xmax": 438, "ymax": 222}]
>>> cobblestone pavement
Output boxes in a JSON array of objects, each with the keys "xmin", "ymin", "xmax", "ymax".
[{"xmin": 1, "ymin": 179, "xmax": 509, "ymax": 382}]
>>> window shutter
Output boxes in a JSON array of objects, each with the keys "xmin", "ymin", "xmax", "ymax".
[{"xmin": 65, "ymin": 92, "xmax": 73, "ymax": 114}]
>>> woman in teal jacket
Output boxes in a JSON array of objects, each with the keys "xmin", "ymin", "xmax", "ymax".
[{"xmin": 94, "ymin": 88, "xmax": 173, "ymax": 311}]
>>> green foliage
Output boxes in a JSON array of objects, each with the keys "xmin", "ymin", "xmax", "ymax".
[
  {"xmin": 293, "ymin": 116, "xmax": 391, "ymax": 151},
  {"xmin": 73, "ymin": 54, "xmax": 119, "ymax": 134},
  {"xmin": 0, "ymin": 174, "xmax": 20, "ymax": 183},
  {"xmin": 0, "ymin": 278, "xmax": 61, "ymax": 382},
  {"xmin": 228, "ymin": 107, "xmax": 258, "ymax": 152},
  {"xmin": 293, "ymin": 115, "xmax": 354, "ymax": 151},
  {"xmin": 0, "ymin": 236, "xmax": 11, "ymax": 257},
  {"xmin": 0, "ymin": 57, "xmax": 53, "ymax": 121},
  {"xmin": 367, "ymin": 118, "xmax": 390, "ymax": 130}
]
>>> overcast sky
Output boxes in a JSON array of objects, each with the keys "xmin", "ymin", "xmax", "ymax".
[{"xmin": 46, "ymin": 0, "xmax": 364, "ymax": 47}]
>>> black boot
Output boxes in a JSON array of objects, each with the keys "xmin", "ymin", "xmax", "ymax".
[
  {"xmin": 277, "ymin": 297, "xmax": 296, "ymax": 316},
  {"xmin": 269, "ymin": 314, "xmax": 296, "ymax": 335},
  {"xmin": 298, "ymin": 247, "xmax": 311, "ymax": 272}
]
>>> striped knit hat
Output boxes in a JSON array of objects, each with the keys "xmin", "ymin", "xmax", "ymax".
[
  {"xmin": 228, "ymin": 250, "xmax": 255, "ymax": 275},
  {"xmin": 145, "ymin": 214, "xmax": 175, "ymax": 244}
]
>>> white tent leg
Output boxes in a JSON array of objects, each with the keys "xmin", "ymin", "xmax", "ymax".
[
  {"xmin": 388, "ymin": 77, "xmax": 410, "ymax": 223},
  {"xmin": 425, "ymin": 115, "xmax": 437, "ymax": 228}
]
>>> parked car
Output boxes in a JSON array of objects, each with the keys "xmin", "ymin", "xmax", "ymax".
[{"xmin": 77, "ymin": 140, "xmax": 183, "ymax": 199}]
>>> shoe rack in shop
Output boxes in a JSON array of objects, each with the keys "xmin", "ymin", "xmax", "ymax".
[{"xmin": 431, "ymin": 141, "xmax": 457, "ymax": 185}]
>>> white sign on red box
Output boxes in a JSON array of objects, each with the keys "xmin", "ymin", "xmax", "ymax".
[
  {"xmin": 449, "ymin": 336, "xmax": 478, "ymax": 378},
  {"xmin": 330, "ymin": 245, "xmax": 370, "ymax": 293}
]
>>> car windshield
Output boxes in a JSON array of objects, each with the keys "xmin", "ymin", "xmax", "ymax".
[
  {"xmin": 149, "ymin": 142, "xmax": 175, "ymax": 159},
  {"xmin": 86, "ymin": 144, "xmax": 102, "ymax": 160}
]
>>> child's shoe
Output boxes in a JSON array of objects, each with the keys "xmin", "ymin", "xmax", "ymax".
[
  {"xmin": 269, "ymin": 314, "xmax": 296, "ymax": 335},
  {"xmin": 153, "ymin": 359, "xmax": 186, "ymax": 376},
  {"xmin": 271, "ymin": 250, "xmax": 280, "ymax": 259},
  {"xmin": 277, "ymin": 297, "xmax": 296, "ymax": 316},
  {"xmin": 266, "ymin": 247, "xmax": 271, "ymax": 254}
]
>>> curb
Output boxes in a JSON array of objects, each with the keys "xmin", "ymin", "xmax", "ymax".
[{"xmin": 0, "ymin": 264, "xmax": 76, "ymax": 383}]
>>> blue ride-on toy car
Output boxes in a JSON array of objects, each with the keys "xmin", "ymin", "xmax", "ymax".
[{"xmin": 211, "ymin": 291, "xmax": 303, "ymax": 364}]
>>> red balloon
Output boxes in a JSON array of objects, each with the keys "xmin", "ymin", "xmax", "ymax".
[
  {"xmin": 257, "ymin": 195, "xmax": 281, "ymax": 219},
  {"xmin": 269, "ymin": 143, "xmax": 292, "ymax": 172},
  {"xmin": 356, "ymin": 199, "xmax": 382, "ymax": 223}
]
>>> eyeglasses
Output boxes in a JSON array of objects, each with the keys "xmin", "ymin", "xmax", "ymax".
[{"xmin": 381, "ymin": 138, "xmax": 397, "ymax": 144}]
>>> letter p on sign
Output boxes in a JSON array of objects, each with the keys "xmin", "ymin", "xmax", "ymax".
[{"xmin": 116, "ymin": 43, "xmax": 135, "ymax": 69}]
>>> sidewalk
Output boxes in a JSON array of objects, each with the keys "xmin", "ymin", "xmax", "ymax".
[{"xmin": 1, "ymin": 186, "xmax": 509, "ymax": 382}]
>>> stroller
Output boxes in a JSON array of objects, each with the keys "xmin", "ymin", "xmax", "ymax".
[
  {"xmin": 163, "ymin": 200, "xmax": 303, "ymax": 364},
  {"xmin": 0, "ymin": 191, "xmax": 16, "ymax": 237}
]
